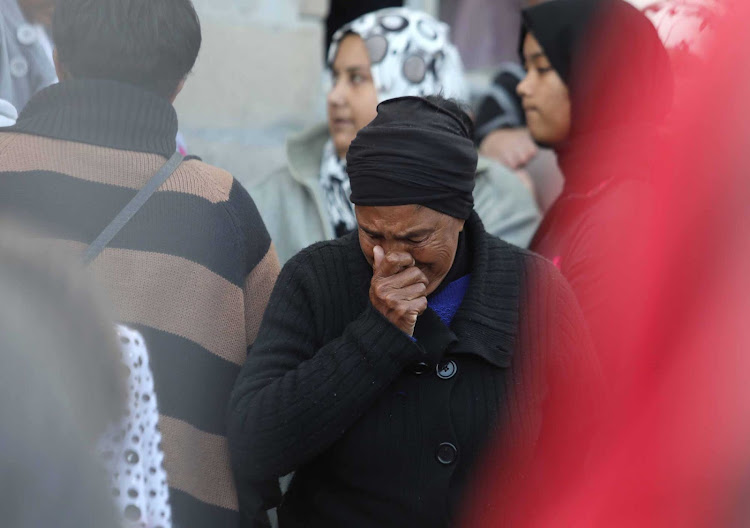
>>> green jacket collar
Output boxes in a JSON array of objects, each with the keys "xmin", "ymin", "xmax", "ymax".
[{"xmin": 286, "ymin": 123, "xmax": 330, "ymax": 188}]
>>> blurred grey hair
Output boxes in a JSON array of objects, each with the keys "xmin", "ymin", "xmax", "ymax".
[
  {"xmin": 0, "ymin": 223, "xmax": 124, "ymax": 442},
  {"xmin": 0, "ymin": 224, "xmax": 124, "ymax": 527}
]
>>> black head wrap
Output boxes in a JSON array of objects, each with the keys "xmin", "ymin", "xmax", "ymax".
[{"xmin": 347, "ymin": 96, "xmax": 477, "ymax": 220}]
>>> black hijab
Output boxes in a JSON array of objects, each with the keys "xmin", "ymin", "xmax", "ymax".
[{"xmin": 522, "ymin": 0, "xmax": 673, "ymax": 190}]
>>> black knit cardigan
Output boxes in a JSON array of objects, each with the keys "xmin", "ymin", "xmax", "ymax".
[{"xmin": 228, "ymin": 212, "xmax": 602, "ymax": 528}]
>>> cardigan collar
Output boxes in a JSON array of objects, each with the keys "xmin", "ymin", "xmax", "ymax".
[
  {"xmin": 345, "ymin": 210, "xmax": 521, "ymax": 369},
  {"xmin": 449, "ymin": 211, "xmax": 520, "ymax": 368},
  {"xmin": 7, "ymin": 79, "xmax": 178, "ymax": 157}
]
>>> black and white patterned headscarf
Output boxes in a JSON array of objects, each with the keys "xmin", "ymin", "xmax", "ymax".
[{"xmin": 320, "ymin": 7, "xmax": 468, "ymax": 238}]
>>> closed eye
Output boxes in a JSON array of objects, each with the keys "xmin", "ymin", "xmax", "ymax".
[{"xmin": 361, "ymin": 228, "xmax": 383, "ymax": 240}]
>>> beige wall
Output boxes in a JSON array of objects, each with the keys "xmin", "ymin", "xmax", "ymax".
[{"xmin": 175, "ymin": 0, "xmax": 330, "ymax": 190}]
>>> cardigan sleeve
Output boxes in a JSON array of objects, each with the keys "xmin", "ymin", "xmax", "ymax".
[{"xmin": 227, "ymin": 250, "xmax": 424, "ymax": 484}]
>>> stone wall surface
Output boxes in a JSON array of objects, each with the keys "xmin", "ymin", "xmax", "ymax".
[{"xmin": 175, "ymin": 0, "xmax": 329, "ymax": 190}]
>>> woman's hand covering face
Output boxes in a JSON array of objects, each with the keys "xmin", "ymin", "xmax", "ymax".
[
  {"xmin": 357, "ymin": 205, "xmax": 465, "ymax": 333},
  {"xmin": 368, "ymin": 246, "xmax": 429, "ymax": 336}
]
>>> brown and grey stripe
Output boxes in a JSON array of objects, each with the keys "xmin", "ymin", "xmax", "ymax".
[
  {"xmin": 159, "ymin": 415, "xmax": 239, "ymax": 511},
  {"xmin": 0, "ymin": 134, "xmax": 234, "ymax": 203},
  {"xmin": 91, "ymin": 248, "xmax": 248, "ymax": 366},
  {"xmin": 0, "ymin": 128, "xmax": 280, "ymax": 526},
  {"xmin": 244, "ymin": 243, "xmax": 281, "ymax": 346}
]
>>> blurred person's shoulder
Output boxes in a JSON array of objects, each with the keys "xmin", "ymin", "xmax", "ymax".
[
  {"xmin": 172, "ymin": 156, "xmax": 237, "ymax": 204},
  {"xmin": 175, "ymin": 157, "xmax": 272, "ymax": 257}
]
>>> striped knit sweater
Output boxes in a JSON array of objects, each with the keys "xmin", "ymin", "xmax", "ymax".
[
  {"xmin": 0, "ymin": 80, "xmax": 280, "ymax": 527},
  {"xmin": 228, "ymin": 212, "xmax": 603, "ymax": 527}
]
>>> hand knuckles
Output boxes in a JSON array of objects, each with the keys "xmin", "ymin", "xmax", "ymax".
[{"xmin": 384, "ymin": 292, "xmax": 399, "ymax": 304}]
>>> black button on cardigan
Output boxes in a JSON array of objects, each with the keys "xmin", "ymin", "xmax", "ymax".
[
  {"xmin": 437, "ymin": 360, "xmax": 458, "ymax": 379},
  {"xmin": 437, "ymin": 442, "xmax": 459, "ymax": 465}
]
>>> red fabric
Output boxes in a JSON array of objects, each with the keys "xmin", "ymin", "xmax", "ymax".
[{"xmin": 467, "ymin": 1, "xmax": 750, "ymax": 526}]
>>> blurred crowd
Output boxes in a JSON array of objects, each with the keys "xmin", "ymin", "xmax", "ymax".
[{"xmin": 0, "ymin": 0, "xmax": 744, "ymax": 528}]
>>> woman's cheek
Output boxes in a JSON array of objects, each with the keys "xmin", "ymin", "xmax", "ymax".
[
  {"xmin": 413, "ymin": 249, "xmax": 439, "ymax": 278},
  {"xmin": 435, "ymin": 245, "xmax": 457, "ymax": 273},
  {"xmin": 411, "ymin": 247, "xmax": 430, "ymax": 266}
]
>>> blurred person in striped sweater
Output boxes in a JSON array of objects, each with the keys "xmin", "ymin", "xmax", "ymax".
[{"xmin": 0, "ymin": 0, "xmax": 280, "ymax": 525}]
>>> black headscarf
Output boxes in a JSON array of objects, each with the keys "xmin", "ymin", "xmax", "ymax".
[
  {"xmin": 522, "ymin": 0, "xmax": 673, "ymax": 138},
  {"xmin": 347, "ymin": 96, "xmax": 477, "ymax": 220},
  {"xmin": 522, "ymin": 0, "xmax": 673, "ymax": 191}
]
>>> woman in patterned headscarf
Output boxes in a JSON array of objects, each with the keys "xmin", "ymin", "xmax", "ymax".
[{"xmin": 251, "ymin": 7, "xmax": 540, "ymax": 264}]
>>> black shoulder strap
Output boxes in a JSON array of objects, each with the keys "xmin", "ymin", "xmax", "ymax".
[{"xmin": 83, "ymin": 151, "xmax": 183, "ymax": 266}]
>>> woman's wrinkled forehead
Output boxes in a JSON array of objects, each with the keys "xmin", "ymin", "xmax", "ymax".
[{"xmin": 327, "ymin": 7, "xmax": 468, "ymax": 103}]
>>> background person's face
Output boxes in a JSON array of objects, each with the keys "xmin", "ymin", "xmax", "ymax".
[
  {"xmin": 517, "ymin": 33, "xmax": 572, "ymax": 146},
  {"xmin": 327, "ymin": 34, "xmax": 380, "ymax": 160},
  {"xmin": 356, "ymin": 205, "xmax": 465, "ymax": 296}
]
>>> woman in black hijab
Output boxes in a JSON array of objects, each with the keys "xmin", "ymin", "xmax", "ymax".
[
  {"xmin": 518, "ymin": 0, "xmax": 673, "ymax": 383},
  {"xmin": 228, "ymin": 95, "xmax": 602, "ymax": 528}
]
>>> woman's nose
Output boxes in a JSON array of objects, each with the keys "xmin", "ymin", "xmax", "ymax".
[
  {"xmin": 517, "ymin": 73, "xmax": 532, "ymax": 99},
  {"xmin": 380, "ymin": 240, "xmax": 411, "ymax": 256},
  {"xmin": 328, "ymin": 79, "xmax": 347, "ymax": 106}
]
